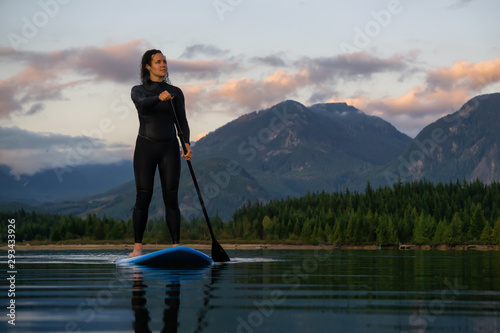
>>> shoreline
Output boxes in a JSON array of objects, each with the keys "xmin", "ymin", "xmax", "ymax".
[{"xmin": 2, "ymin": 243, "xmax": 499, "ymax": 251}]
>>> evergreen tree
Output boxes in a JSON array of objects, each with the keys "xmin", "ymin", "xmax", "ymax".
[
  {"xmin": 109, "ymin": 221, "xmax": 125, "ymax": 240},
  {"xmin": 449, "ymin": 213, "xmax": 464, "ymax": 245},
  {"xmin": 332, "ymin": 217, "xmax": 343, "ymax": 244},
  {"xmin": 50, "ymin": 227, "xmax": 62, "ymax": 242},
  {"xmin": 432, "ymin": 220, "xmax": 448, "ymax": 245},
  {"xmin": 413, "ymin": 214, "xmax": 435, "ymax": 245},
  {"xmin": 323, "ymin": 223, "xmax": 333, "ymax": 244},
  {"xmin": 387, "ymin": 217, "xmax": 399, "ymax": 245},
  {"xmin": 94, "ymin": 220, "xmax": 106, "ymax": 240},
  {"xmin": 492, "ymin": 218, "xmax": 500, "ymax": 245},
  {"xmin": 300, "ymin": 218, "xmax": 314, "ymax": 242},
  {"xmin": 479, "ymin": 221, "xmax": 493, "ymax": 244},
  {"xmin": 468, "ymin": 203, "xmax": 486, "ymax": 242},
  {"xmin": 344, "ymin": 213, "xmax": 356, "ymax": 244},
  {"xmin": 262, "ymin": 215, "xmax": 273, "ymax": 239},
  {"xmin": 376, "ymin": 215, "xmax": 388, "ymax": 245}
]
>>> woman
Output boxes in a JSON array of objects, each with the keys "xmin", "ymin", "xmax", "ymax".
[{"xmin": 129, "ymin": 49, "xmax": 192, "ymax": 257}]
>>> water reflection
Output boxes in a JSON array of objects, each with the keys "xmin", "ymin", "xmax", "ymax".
[
  {"xmin": 3, "ymin": 250, "xmax": 499, "ymax": 333},
  {"xmin": 129, "ymin": 264, "xmax": 228, "ymax": 333}
]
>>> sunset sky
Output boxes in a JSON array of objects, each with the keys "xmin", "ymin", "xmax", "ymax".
[{"xmin": 1, "ymin": 0, "xmax": 500, "ymax": 176}]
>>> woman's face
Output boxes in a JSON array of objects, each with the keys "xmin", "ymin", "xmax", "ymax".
[{"xmin": 147, "ymin": 53, "xmax": 167, "ymax": 81}]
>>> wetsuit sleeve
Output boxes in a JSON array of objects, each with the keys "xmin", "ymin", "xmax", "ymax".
[
  {"xmin": 131, "ymin": 85, "xmax": 160, "ymax": 114},
  {"xmin": 174, "ymin": 89, "xmax": 190, "ymax": 143}
]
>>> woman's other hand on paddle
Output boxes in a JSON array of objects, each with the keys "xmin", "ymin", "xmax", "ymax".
[
  {"xmin": 182, "ymin": 143, "xmax": 192, "ymax": 161},
  {"xmin": 158, "ymin": 90, "xmax": 173, "ymax": 101}
]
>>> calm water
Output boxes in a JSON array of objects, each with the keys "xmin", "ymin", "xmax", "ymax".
[{"xmin": 1, "ymin": 249, "xmax": 499, "ymax": 333}]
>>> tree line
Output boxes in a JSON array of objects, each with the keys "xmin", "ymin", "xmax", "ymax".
[
  {"xmin": 2, "ymin": 179, "xmax": 500, "ymax": 246},
  {"xmin": 0, "ymin": 210, "xmax": 224, "ymax": 245},
  {"xmin": 228, "ymin": 179, "xmax": 500, "ymax": 245}
]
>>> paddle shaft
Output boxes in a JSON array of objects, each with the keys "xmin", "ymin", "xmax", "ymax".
[{"xmin": 169, "ymin": 98, "xmax": 230, "ymax": 262}]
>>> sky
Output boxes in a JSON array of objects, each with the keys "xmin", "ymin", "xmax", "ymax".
[{"xmin": 1, "ymin": 0, "xmax": 500, "ymax": 177}]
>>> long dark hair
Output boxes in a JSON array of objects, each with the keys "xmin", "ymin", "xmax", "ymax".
[{"xmin": 140, "ymin": 49, "xmax": 171, "ymax": 84}]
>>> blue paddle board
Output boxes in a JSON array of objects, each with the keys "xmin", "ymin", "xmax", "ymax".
[{"xmin": 115, "ymin": 246, "xmax": 214, "ymax": 268}]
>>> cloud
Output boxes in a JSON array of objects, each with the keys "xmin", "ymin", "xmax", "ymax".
[
  {"xmin": 366, "ymin": 86, "xmax": 471, "ymax": 118},
  {"xmin": 447, "ymin": 0, "xmax": 475, "ymax": 10},
  {"xmin": 345, "ymin": 57, "xmax": 500, "ymax": 119},
  {"xmin": 296, "ymin": 51, "xmax": 409, "ymax": 83},
  {"xmin": 194, "ymin": 132, "xmax": 208, "ymax": 141},
  {"xmin": 191, "ymin": 52, "xmax": 412, "ymax": 113},
  {"xmin": 25, "ymin": 102, "xmax": 44, "ymax": 115},
  {"xmin": 1, "ymin": 39, "xmax": 148, "ymax": 83},
  {"xmin": 180, "ymin": 44, "xmax": 229, "ymax": 59},
  {"xmin": 426, "ymin": 57, "xmax": 500, "ymax": 92},
  {"xmin": 0, "ymin": 126, "xmax": 131, "ymax": 176},
  {"xmin": 321, "ymin": 56, "xmax": 500, "ymax": 137},
  {"xmin": 0, "ymin": 39, "xmax": 150, "ymax": 118},
  {"xmin": 182, "ymin": 51, "xmax": 418, "ymax": 118},
  {"xmin": 251, "ymin": 54, "xmax": 287, "ymax": 67},
  {"xmin": 0, "ymin": 126, "xmax": 100, "ymax": 150},
  {"xmin": 209, "ymin": 70, "xmax": 309, "ymax": 111},
  {"xmin": 169, "ymin": 59, "xmax": 239, "ymax": 80},
  {"xmin": 0, "ymin": 40, "xmax": 245, "ymax": 118},
  {"xmin": 72, "ymin": 40, "xmax": 148, "ymax": 82},
  {"xmin": 0, "ymin": 82, "xmax": 22, "ymax": 117}
]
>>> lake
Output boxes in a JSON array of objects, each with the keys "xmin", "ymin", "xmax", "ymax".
[{"xmin": 1, "ymin": 248, "xmax": 499, "ymax": 332}]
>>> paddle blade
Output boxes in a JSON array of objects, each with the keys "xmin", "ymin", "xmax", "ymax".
[{"xmin": 212, "ymin": 240, "xmax": 230, "ymax": 262}]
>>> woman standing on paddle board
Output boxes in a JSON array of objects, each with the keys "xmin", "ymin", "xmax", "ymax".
[{"xmin": 129, "ymin": 49, "xmax": 192, "ymax": 257}]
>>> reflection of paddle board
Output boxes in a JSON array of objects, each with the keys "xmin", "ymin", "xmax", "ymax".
[{"xmin": 115, "ymin": 246, "xmax": 213, "ymax": 268}]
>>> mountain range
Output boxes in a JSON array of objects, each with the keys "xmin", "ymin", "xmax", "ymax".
[
  {"xmin": 0, "ymin": 161, "xmax": 133, "ymax": 204},
  {"xmin": 2, "ymin": 93, "xmax": 499, "ymax": 221}
]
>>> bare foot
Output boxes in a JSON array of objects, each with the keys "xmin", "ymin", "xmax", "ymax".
[
  {"xmin": 128, "ymin": 243, "xmax": 143, "ymax": 257},
  {"xmin": 172, "ymin": 243, "xmax": 181, "ymax": 247},
  {"xmin": 128, "ymin": 251, "xmax": 142, "ymax": 257}
]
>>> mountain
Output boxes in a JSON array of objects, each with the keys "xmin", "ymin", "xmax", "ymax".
[
  {"xmin": 0, "ymin": 161, "xmax": 133, "ymax": 204},
  {"xmin": 192, "ymin": 100, "xmax": 411, "ymax": 197},
  {"xmin": 373, "ymin": 93, "xmax": 500, "ymax": 187},
  {"xmin": 32, "ymin": 100, "xmax": 411, "ymax": 220},
  {"xmin": 6, "ymin": 93, "xmax": 499, "ymax": 222}
]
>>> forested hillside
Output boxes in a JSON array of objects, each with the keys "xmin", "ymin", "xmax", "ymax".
[
  {"xmin": 230, "ymin": 179, "xmax": 500, "ymax": 245},
  {"xmin": 2, "ymin": 180, "xmax": 500, "ymax": 247}
]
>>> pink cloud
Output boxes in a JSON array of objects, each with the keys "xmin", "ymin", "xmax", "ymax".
[
  {"xmin": 0, "ymin": 82, "xmax": 22, "ymax": 117},
  {"xmin": 212, "ymin": 70, "xmax": 309, "ymax": 110},
  {"xmin": 366, "ymin": 86, "xmax": 471, "ymax": 118},
  {"xmin": 0, "ymin": 40, "xmax": 245, "ymax": 118},
  {"xmin": 364, "ymin": 58, "xmax": 500, "ymax": 121},
  {"xmin": 71, "ymin": 40, "xmax": 148, "ymax": 82},
  {"xmin": 0, "ymin": 39, "xmax": 149, "ymax": 118},
  {"xmin": 426, "ymin": 57, "xmax": 500, "ymax": 92}
]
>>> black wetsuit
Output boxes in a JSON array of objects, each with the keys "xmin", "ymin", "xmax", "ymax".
[{"xmin": 130, "ymin": 80, "xmax": 190, "ymax": 244}]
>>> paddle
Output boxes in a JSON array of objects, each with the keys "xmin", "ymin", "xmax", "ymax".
[{"xmin": 169, "ymin": 97, "xmax": 230, "ymax": 262}]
